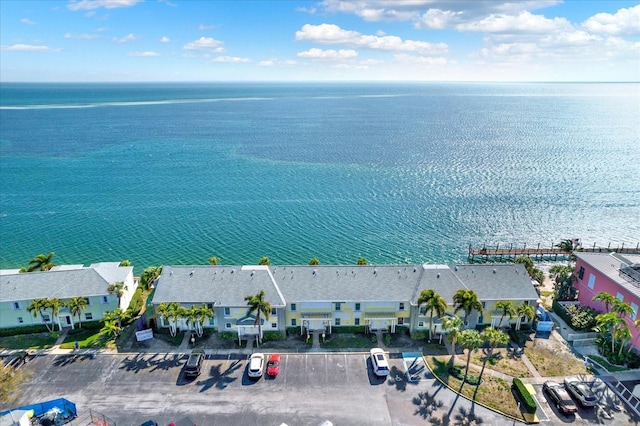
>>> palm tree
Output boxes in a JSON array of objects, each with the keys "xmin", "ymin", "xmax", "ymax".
[
  {"xmin": 593, "ymin": 292, "xmax": 616, "ymax": 313},
  {"xmin": 107, "ymin": 281, "xmax": 128, "ymax": 308},
  {"xmin": 452, "ymin": 289, "xmax": 483, "ymax": 326},
  {"xmin": 46, "ymin": 298, "xmax": 65, "ymax": 331},
  {"xmin": 442, "ymin": 316, "xmax": 464, "ymax": 359},
  {"xmin": 102, "ymin": 320, "xmax": 122, "ymax": 339},
  {"xmin": 140, "ymin": 266, "xmax": 162, "ymax": 290},
  {"xmin": 458, "ymin": 329, "xmax": 483, "ymax": 381},
  {"xmin": 614, "ymin": 325, "xmax": 632, "ymax": 357},
  {"xmin": 68, "ymin": 297, "xmax": 88, "ymax": 329},
  {"xmin": 27, "ymin": 252, "xmax": 56, "ymax": 272},
  {"xmin": 495, "ymin": 301, "xmax": 515, "ymax": 329},
  {"xmin": 516, "ymin": 303, "xmax": 535, "ymax": 330},
  {"xmin": 356, "ymin": 257, "xmax": 368, "ymax": 265},
  {"xmin": 596, "ymin": 312, "xmax": 623, "ymax": 354},
  {"xmin": 119, "ymin": 259, "xmax": 131, "ymax": 266},
  {"xmin": 612, "ymin": 299, "xmax": 635, "ymax": 319},
  {"xmin": 258, "ymin": 257, "xmax": 271, "ymax": 266},
  {"xmin": 478, "ymin": 327, "xmax": 509, "ymax": 383},
  {"xmin": 417, "ymin": 289, "xmax": 447, "ymax": 341},
  {"xmin": 245, "ymin": 290, "xmax": 271, "ymax": 344},
  {"xmin": 309, "ymin": 257, "xmax": 320, "ymax": 265},
  {"xmin": 27, "ymin": 298, "xmax": 53, "ymax": 332},
  {"xmin": 208, "ymin": 256, "xmax": 220, "ymax": 265},
  {"xmin": 157, "ymin": 302, "xmax": 185, "ymax": 337},
  {"xmin": 184, "ymin": 306, "xmax": 200, "ymax": 334},
  {"xmin": 194, "ymin": 304, "xmax": 214, "ymax": 337}
]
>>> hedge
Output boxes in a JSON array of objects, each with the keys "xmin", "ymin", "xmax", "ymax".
[
  {"xmin": 448, "ymin": 365, "xmax": 481, "ymax": 385},
  {"xmin": 0, "ymin": 324, "xmax": 50, "ymax": 337},
  {"xmin": 410, "ymin": 329, "xmax": 429, "ymax": 340},
  {"xmin": 263, "ymin": 330, "xmax": 286, "ymax": 341},
  {"xmin": 512, "ymin": 378, "xmax": 537, "ymax": 414}
]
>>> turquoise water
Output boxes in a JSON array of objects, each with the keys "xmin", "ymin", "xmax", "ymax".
[{"xmin": 1, "ymin": 82, "xmax": 639, "ymax": 273}]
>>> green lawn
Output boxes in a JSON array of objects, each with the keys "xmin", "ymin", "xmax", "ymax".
[
  {"xmin": 0, "ymin": 332, "xmax": 60, "ymax": 350},
  {"xmin": 60, "ymin": 329, "xmax": 111, "ymax": 349}
]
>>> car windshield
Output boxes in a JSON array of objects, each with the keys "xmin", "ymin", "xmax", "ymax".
[
  {"xmin": 187, "ymin": 355, "xmax": 199, "ymax": 366},
  {"xmin": 376, "ymin": 354, "xmax": 384, "ymax": 361},
  {"xmin": 268, "ymin": 361, "xmax": 279, "ymax": 367}
]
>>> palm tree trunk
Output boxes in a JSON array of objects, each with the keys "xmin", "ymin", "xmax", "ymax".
[{"xmin": 428, "ymin": 312, "xmax": 433, "ymax": 341}]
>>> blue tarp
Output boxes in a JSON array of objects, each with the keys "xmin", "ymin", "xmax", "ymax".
[{"xmin": 0, "ymin": 398, "xmax": 77, "ymax": 419}]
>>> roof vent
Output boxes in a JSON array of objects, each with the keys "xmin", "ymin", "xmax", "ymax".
[
  {"xmin": 231, "ymin": 269, "xmax": 235, "ymax": 274},
  {"xmin": 437, "ymin": 273, "xmax": 440, "ymax": 278},
  {"xmin": 454, "ymin": 266, "xmax": 458, "ymax": 271},
  {"xmin": 471, "ymin": 269, "xmax": 474, "ymax": 274},
  {"xmin": 373, "ymin": 269, "xmax": 377, "ymax": 275},
  {"xmin": 493, "ymin": 269, "xmax": 496, "ymax": 274},
  {"xmin": 170, "ymin": 271, "xmax": 173, "ymax": 276},
  {"xmin": 413, "ymin": 267, "xmax": 417, "ymax": 273},
  {"xmin": 250, "ymin": 270, "xmax": 254, "ymax": 276},
  {"xmin": 189, "ymin": 270, "xmax": 194, "ymax": 277},
  {"xmin": 398, "ymin": 269, "xmax": 401, "ymax": 274},
  {"xmin": 313, "ymin": 269, "xmax": 317, "ymax": 275}
]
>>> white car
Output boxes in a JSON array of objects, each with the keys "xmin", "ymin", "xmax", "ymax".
[
  {"xmin": 370, "ymin": 348, "xmax": 389, "ymax": 376},
  {"xmin": 248, "ymin": 353, "xmax": 265, "ymax": 378},
  {"xmin": 564, "ymin": 376, "xmax": 597, "ymax": 407}
]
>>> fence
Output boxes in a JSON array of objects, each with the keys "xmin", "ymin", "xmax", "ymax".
[{"xmin": 69, "ymin": 409, "xmax": 117, "ymax": 426}]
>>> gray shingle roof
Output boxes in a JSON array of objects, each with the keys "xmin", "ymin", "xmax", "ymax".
[
  {"xmin": 152, "ymin": 265, "xmax": 286, "ymax": 307},
  {"xmin": 0, "ymin": 268, "xmax": 112, "ymax": 302},
  {"xmin": 270, "ymin": 265, "xmax": 421, "ymax": 303},
  {"xmin": 450, "ymin": 264, "xmax": 539, "ymax": 301}
]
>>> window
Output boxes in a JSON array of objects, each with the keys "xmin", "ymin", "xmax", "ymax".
[
  {"xmin": 271, "ymin": 322, "xmax": 277, "ymax": 328},
  {"xmin": 478, "ymin": 315, "xmax": 484, "ymax": 324},
  {"xmin": 271, "ymin": 307, "xmax": 277, "ymax": 316},
  {"xmin": 578, "ymin": 267, "xmax": 585, "ymax": 279},
  {"xmin": 13, "ymin": 302, "xmax": 21, "ymax": 310},
  {"xmin": 224, "ymin": 307, "xmax": 230, "ymax": 316},
  {"xmin": 335, "ymin": 302, "xmax": 341, "ymax": 312},
  {"xmin": 85, "ymin": 313, "xmax": 93, "ymax": 320},
  {"xmin": 225, "ymin": 322, "xmax": 231, "ymax": 329},
  {"xmin": 42, "ymin": 314, "xmax": 50, "ymax": 322},
  {"xmin": 587, "ymin": 273, "xmax": 596, "ymax": 289},
  {"xmin": 18, "ymin": 317, "xmax": 23, "ymax": 324},
  {"xmin": 398, "ymin": 317, "xmax": 404, "ymax": 325},
  {"xmin": 481, "ymin": 301, "xmax": 486, "ymax": 309},
  {"xmin": 207, "ymin": 303, "xmax": 214, "ymax": 310},
  {"xmin": 291, "ymin": 318, "xmax": 297, "ymax": 326},
  {"xmin": 335, "ymin": 318, "xmax": 341, "ymax": 326},
  {"xmin": 418, "ymin": 321, "xmax": 424, "ymax": 327},
  {"xmin": 291, "ymin": 303, "xmax": 296, "ymax": 312},
  {"xmin": 355, "ymin": 318, "xmax": 360, "ymax": 326},
  {"xmin": 85, "ymin": 297, "xmax": 91, "ymax": 306},
  {"xmin": 631, "ymin": 303, "xmax": 638, "ymax": 320},
  {"xmin": 399, "ymin": 302, "xmax": 405, "ymax": 311},
  {"xmin": 616, "ymin": 292, "xmax": 624, "ymax": 302},
  {"xmin": 355, "ymin": 303, "xmax": 361, "ymax": 311},
  {"xmin": 101, "ymin": 296, "xmax": 108, "ymax": 304}
]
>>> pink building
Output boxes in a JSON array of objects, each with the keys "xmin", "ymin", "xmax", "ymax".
[{"xmin": 573, "ymin": 252, "xmax": 640, "ymax": 352}]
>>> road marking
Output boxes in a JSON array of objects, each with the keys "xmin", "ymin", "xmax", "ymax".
[
  {"xmin": 532, "ymin": 395, "xmax": 550, "ymax": 421},
  {"xmin": 283, "ymin": 354, "xmax": 288, "ymax": 385}
]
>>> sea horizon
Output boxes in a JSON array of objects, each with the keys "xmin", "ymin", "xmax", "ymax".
[{"xmin": 1, "ymin": 82, "xmax": 639, "ymax": 274}]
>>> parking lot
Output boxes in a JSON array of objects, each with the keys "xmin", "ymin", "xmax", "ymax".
[{"xmin": 8, "ymin": 351, "xmax": 509, "ymax": 426}]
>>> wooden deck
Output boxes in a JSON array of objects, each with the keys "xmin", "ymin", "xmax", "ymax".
[{"xmin": 468, "ymin": 242, "xmax": 640, "ymax": 261}]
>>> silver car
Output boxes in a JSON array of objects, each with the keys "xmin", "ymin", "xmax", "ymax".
[{"xmin": 564, "ymin": 376, "xmax": 597, "ymax": 407}]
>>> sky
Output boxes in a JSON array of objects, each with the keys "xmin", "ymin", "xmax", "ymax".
[{"xmin": 0, "ymin": 0, "xmax": 639, "ymax": 82}]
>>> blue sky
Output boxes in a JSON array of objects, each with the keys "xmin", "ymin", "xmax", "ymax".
[{"xmin": 1, "ymin": 0, "xmax": 638, "ymax": 82}]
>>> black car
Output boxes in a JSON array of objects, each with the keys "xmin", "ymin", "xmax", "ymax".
[
  {"xmin": 543, "ymin": 381, "xmax": 578, "ymax": 415},
  {"xmin": 183, "ymin": 349, "xmax": 205, "ymax": 378},
  {"xmin": 3, "ymin": 351, "xmax": 29, "ymax": 369}
]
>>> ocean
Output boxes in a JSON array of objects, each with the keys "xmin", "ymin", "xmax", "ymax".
[{"xmin": 1, "ymin": 82, "xmax": 639, "ymax": 273}]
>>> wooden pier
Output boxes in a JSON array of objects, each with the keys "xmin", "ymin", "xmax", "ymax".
[{"xmin": 468, "ymin": 242, "xmax": 640, "ymax": 262}]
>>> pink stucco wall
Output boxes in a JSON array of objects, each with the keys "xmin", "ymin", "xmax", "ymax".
[{"xmin": 574, "ymin": 258, "xmax": 640, "ymax": 352}]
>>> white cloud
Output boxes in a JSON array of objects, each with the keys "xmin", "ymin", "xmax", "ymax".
[
  {"xmin": 456, "ymin": 11, "xmax": 573, "ymax": 34},
  {"xmin": 198, "ymin": 24, "xmax": 216, "ymax": 31},
  {"xmin": 127, "ymin": 51, "xmax": 160, "ymax": 57},
  {"xmin": 1, "ymin": 44, "xmax": 61, "ymax": 52},
  {"xmin": 414, "ymin": 9, "xmax": 459, "ymax": 30},
  {"xmin": 582, "ymin": 5, "xmax": 640, "ymax": 36},
  {"xmin": 183, "ymin": 37, "xmax": 225, "ymax": 52},
  {"xmin": 393, "ymin": 53, "xmax": 447, "ymax": 66},
  {"xmin": 113, "ymin": 33, "xmax": 137, "ymax": 43},
  {"xmin": 211, "ymin": 56, "xmax": 251, "ymax": 63},
  {"xmin": 297, "ymin": 48, "xmax": 358, "ymax": 60},
  {"xmin": 21, "ymin": 18, "xmax": 36, "ymax": 25},
  {"xmin": 65, "ymin": 32, "xmax": 99, "ymax": 39},
  {"xmin": 96, "ymin": 27, "xmax": 108, "ymax": 32},
  {"xmin": 296, "ymin": 6, "xmax": 317, "ymax": 14},
  {"xmin": 160, "ymin": 36, "xmax": 170, "ymax": 43},
  {"xmin": 67, "ymin": 0, "xmax": 143, "ymax": 11},
  {"xmin": 295, "ymin": 23, "xmax": 448, "ymax": 55},
  {"xmin": 259, "ymin": 59, "xmax": 298, "ymax": 66}
]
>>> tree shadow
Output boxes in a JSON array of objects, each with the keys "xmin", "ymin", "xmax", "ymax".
[
  {"xmin": 413, "ymin": 390, "xmax": 444, "ymax": 420},
  {"xmin": 453, "ymin": 406, "xmax": 484, "ymax": 425},
  {"xmin": 52, "ymin": 353, "xmax": 94, "ymax": 367},
  {"xmin": 196, "ymin": 360, "xmax": 242, "ymax": 392},
  {"xmin": 506, "ymin": 346, "xmax": 522, "ymax": 360},
  {"xmin": 148, "ymin": 353, "xmax": 183, "ymax": 372},
  {"xmin": 119, "ymin": 353, "xmax": 151, "ymax": 373}
]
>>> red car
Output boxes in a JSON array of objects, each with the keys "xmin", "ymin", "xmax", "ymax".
[{"xmin": 266, "ymin": 354, "xmax": 281, "ymax": 376}]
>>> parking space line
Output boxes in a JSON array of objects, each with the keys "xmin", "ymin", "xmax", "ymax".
[
  {"xmin": 283, "ymin": 354, "xmax": 288, "ymax": 385},
  {"xmin": 532, "ymin": 395, "xmax": 550, "ymax": 421},
  {"xmin": 344, "ymin": 354, "xmax": 348, "ymax": 383},
  {"xmin": 325, "ymin": 354, "xmax": 328, "ymax": 383}
]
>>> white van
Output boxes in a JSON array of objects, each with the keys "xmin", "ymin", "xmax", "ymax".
[{"xmin": 370, "ymin": 348, "xmax": 389, "ymax": 376}]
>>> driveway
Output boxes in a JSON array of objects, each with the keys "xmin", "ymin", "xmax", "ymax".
[{"xmin": 8, "ymin": 351, "xmax": 508, "ymax": 426}]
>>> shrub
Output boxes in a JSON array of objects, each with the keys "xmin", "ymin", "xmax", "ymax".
[
  {"xmin": 553, "ymin": 301, "xmax": 598, "ymax": 332},
  {"xmin": 512, "ymin": 378, "xmax": 537, "ymax": 414},
  {"xmin": 410, "ymin": 329, "xmax": 429, "ymax": 340},
  {"xmin": 332, "ymin": 326, "xmax": 367, "ymax": 334},
  {"xmin": 263, "ymin": 331, "xmax": 285, "ymax": 341},
  {"xmin": 447, "ymin": 365, "xmax": 481, "ymax": 385},
  {"xmin": 384, "ymin": 333, "xmax": 392, "ymax": 346},
  {"xmin": 286, "ymin": 327, "xmax": 300, "ymax": 336},
  {"xmin": 218, "ymin": 331, "xmax": 236, "ymax": 341}
]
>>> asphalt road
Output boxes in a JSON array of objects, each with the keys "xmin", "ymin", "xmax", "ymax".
[{"xmin": 8, "ymin": 351, "xmax": 511, "ymax": 426}]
